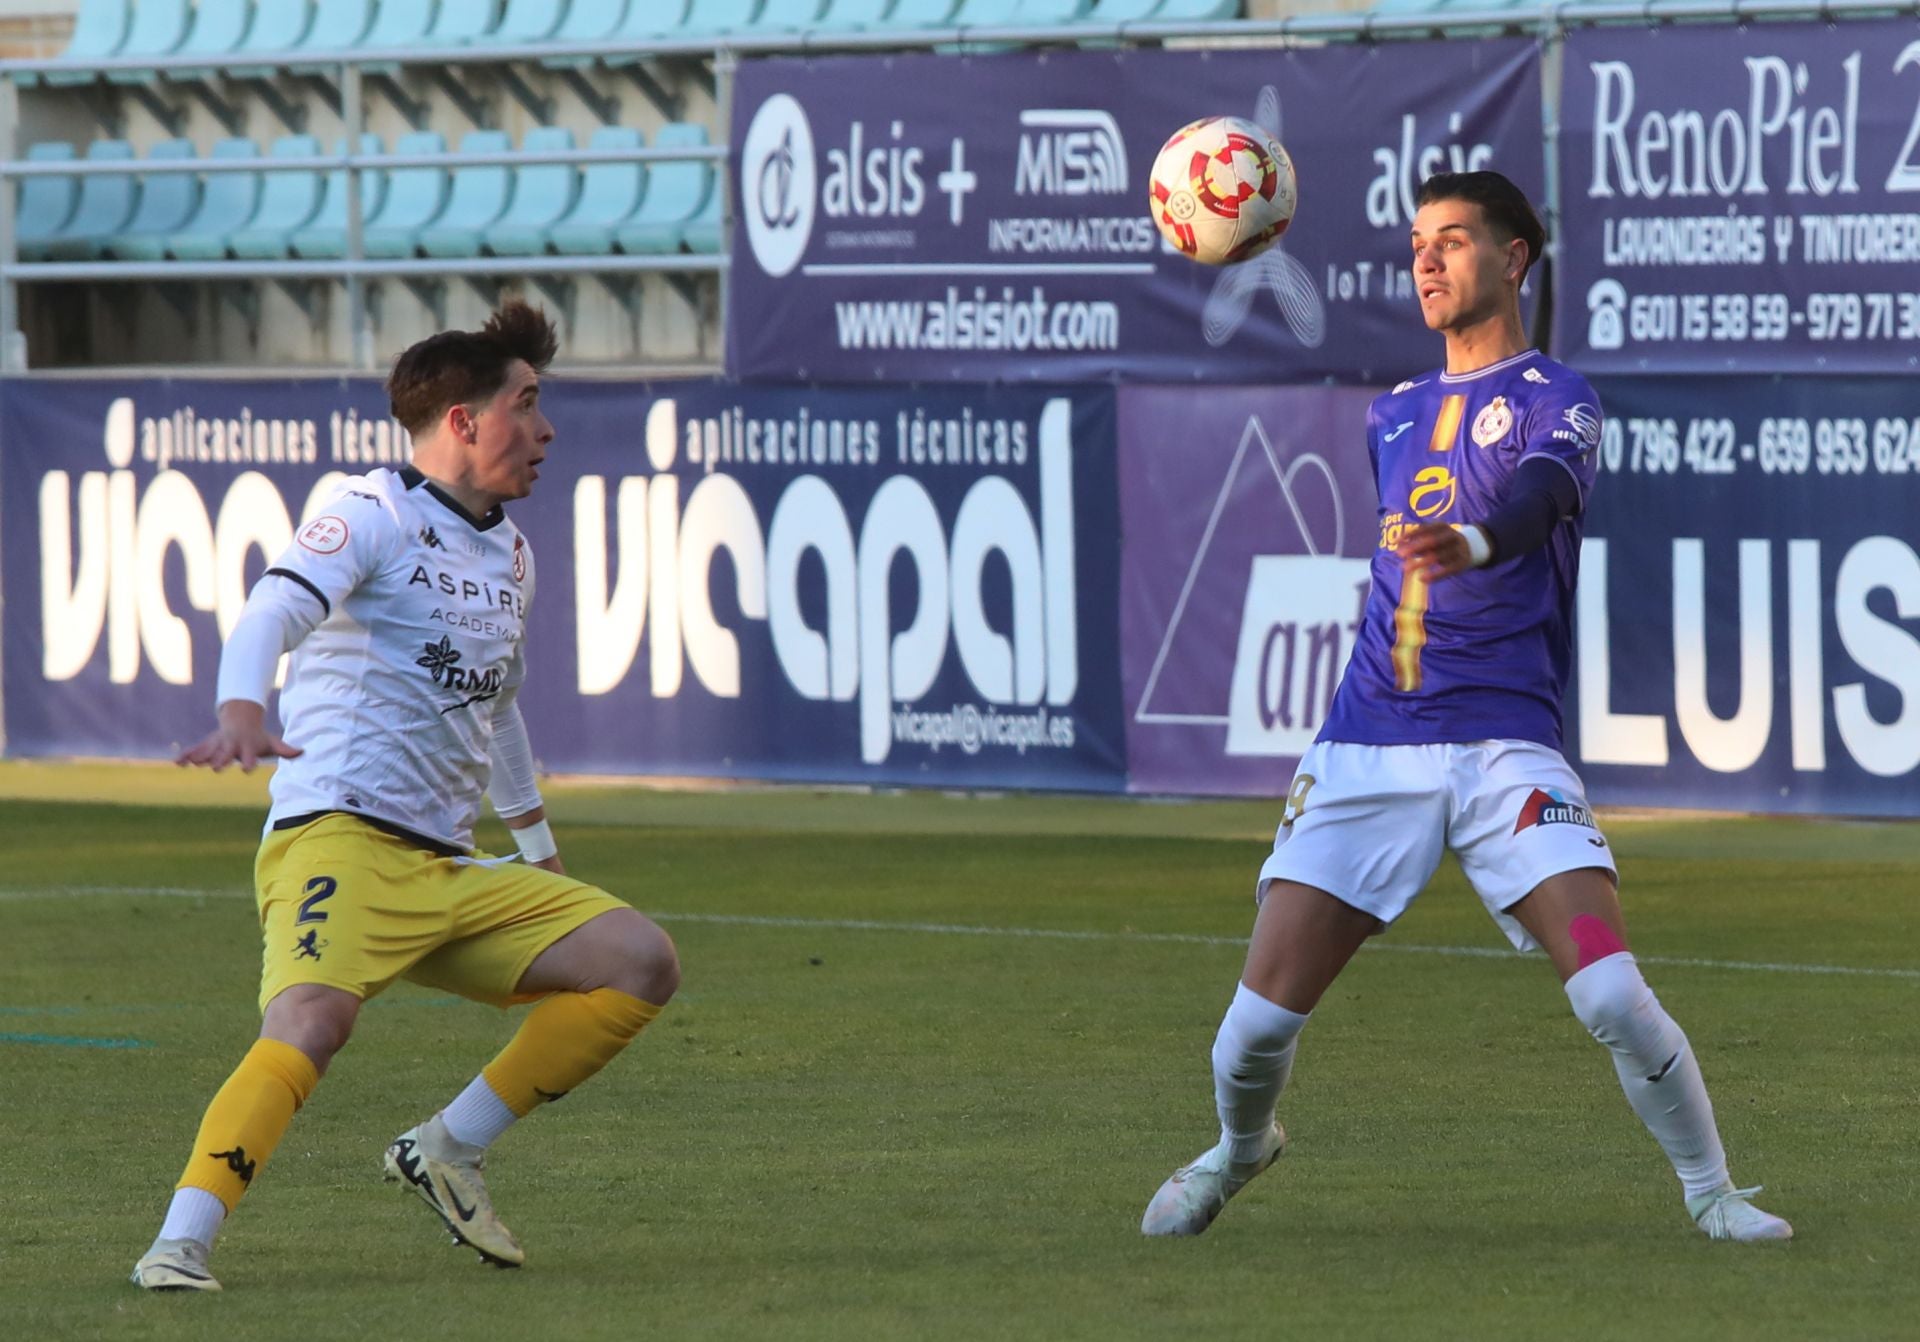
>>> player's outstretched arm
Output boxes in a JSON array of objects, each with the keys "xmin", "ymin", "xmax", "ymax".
[{"xmin": 176, "ymin": 699, "xmax": 303, "ymax": 773}]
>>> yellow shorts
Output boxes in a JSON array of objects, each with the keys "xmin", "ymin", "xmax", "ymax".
[{"xmin": 254, "ymin": 813, "xmax": 628, "ymax": 1013}]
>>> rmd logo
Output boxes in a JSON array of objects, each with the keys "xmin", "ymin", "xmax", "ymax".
[
  {"xmin": 1014, "ymin": 110, "xmax": 1128, "ymax": 196},
  {"xmin": 572, "ymin": 399, "xmax": 1080, "ymax": 765}
]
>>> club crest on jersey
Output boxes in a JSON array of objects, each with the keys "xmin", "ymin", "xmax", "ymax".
[
  {"xmin": 1513, "ymin": 787, "xmax": 1595, "ymax": 835},
  {"xmin": 1471, "ymin": 397, "xmax": 1512, "ymax": 448},
  {"xmin": 512, "ymin": 534, "xmax": 527, "ymax": 583}
]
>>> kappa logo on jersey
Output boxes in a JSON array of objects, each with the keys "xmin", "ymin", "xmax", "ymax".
[
  {"xmin": 1471, "ymin": 396, "xmax": 1513, "ymax": 448},
  {"xmin": 298, "ymin": 514, "xmax": 349, "ymax": 555},
  {"xmin": 511, "ymin": 534, "xmax": 527, "ymax": 583},
  {"xmin": 1523, "ymin": 367, "xmax": 1550, "ymax": 385},
  {"xmin": 420, "ymin": 525, "xmax": 445, "ymax": 551},
  {"xmin": 1512, "ymin": 787, "xmax": 1596, "ymax": 835}
]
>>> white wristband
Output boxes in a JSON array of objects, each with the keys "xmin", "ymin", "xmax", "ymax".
[
  {"xmin": 1456, "ymin": 524, "xmax": 1494, "ymax": 568},
  {"xmin": 511, "ymin": 818, "xmax": 558, "ymax": 863}
]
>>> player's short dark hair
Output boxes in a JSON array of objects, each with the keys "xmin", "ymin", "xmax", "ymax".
[
  {"xmin": 387, "ymin": 301, "xmax": 560, "ymax": 436},
  {"xmin": 1416, "ymin": 171, "xmax": 1546, "ymax": 280}
]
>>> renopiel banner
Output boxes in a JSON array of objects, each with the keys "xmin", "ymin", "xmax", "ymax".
[
  {"xmin": 1557, "ymin": 21, "xmax": 1920, "ymax": 373},
  {"xmin": 1118, "ymin": 383, "xmax": 1381, "ymax": 797},
  {"xmin": 0, "ymin": 378, "xmax": 1127, "ymax": 792},
  {"xmin": 1569, "ymin": 377, "xmax": 1920, "ymax": 817},
  {"xmin": 729, "ymin": 42, "xmax": 1543, "ymax": 384}
]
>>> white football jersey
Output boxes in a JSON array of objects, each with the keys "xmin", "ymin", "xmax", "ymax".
[{"xmin": 260, "ymin": 466, "xmax": 533, "ymax": 851}]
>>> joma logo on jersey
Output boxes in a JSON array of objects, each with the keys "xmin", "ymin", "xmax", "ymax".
[
  {"xmin": 1513, "ymin": 787, "xmax": 1595, "ymax": 835},
  {"xmin": 408, "ymin": 565, "xmax": 526, "ymax": 619}
]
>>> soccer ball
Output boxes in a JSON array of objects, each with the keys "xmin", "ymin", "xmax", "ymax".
[{"xmin": 1148, "ymin": 116, "xmax": 1297, "ymax": 265}]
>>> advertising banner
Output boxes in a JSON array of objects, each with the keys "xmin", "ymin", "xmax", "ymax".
[
  {"xmin": 1570, "ymin": 377, "xmax": 1920, "ymax": 817},
  {"xmin": 1, "ymin": 378, "xmax": 1128, "ymax": 792},
  {"xmin": 1118, "ymin": 383, "xmax": 1382, "ymax": 797},
  {"xmin": 729, "ymin": 42, "xmax": 1543, "ymax": 384},
  {"xmin": 1558, "ymin": 21, "xmax": 1920, "ymax": 373}
]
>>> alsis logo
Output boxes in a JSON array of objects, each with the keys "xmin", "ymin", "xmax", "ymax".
[{"xmin": 1513, "ymin": 787, "xmax": 1596, "ymax": 834}]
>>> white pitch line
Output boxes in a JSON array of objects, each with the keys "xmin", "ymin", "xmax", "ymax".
[{"xmin": 3, "ymin": 888, "xmax": 1915, "ymax": 982}]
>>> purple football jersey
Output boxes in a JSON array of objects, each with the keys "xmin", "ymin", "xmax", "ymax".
[{"xmin": 1318, "ymin": 349, "xmax": 1603, "ymax": 749}]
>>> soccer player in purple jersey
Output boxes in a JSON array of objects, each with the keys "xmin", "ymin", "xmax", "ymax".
[{"xmin": 1140, "ymin": 172, "xmax": 1790, "ymax": 1244}]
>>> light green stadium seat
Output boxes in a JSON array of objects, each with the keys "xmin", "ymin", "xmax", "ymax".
[
  {"xmin": 1367, "ymin": 0, "xmax": 1446, "ymax": 13},
  {"xmin": 817, "ymin": 0, "xmax": 896, "ymax": 24},
  {"xmin": 548, "ymin": 125, "xmax": 646, "ymax": 255},
  {"xmin": 1083, "ymin": 0, "xmax": 1160, "ymax": 19},
  {"xmin": 288, "ymin": 0, "xmax": 375, "ymax": 75},
  {"xmin": 104, "ymin": 139, "xmax": 200, "ymax": 260},
  {"xmin": 949, "ymin": 0, "xmax": 1019, "ymax": 21},
  {"xmin": 361, "ymin": 130, "xmax": 451, "ymax": 257},
  {"xmin": 875, "ymin": 0, "xmax": 960, "ymax": 25},
  {"xmin": 359, "ymin": 0, "xmax": 437, "ymax": 74},
  {"xmin": 42, "ymin": 141, "xmax": 138, "ymax": 262},
  {"xmin": 232, "ymin": 0, "xmax": 318, "ymax": 79},
  {"xmin": 542, "ymin": 0, "xmax": 632, "ymax": 66},
  {"xmin": 483, "ymin": 127, "xmax": 582, "ymax": 255},
  {"xmin": 104, "ymin": 0, "xmax": 190, "ymax": 85},
  {"xmin": 172, "ymin": 0, "xmax": 258, "ymax": 81},
  {"xmin": 288, "ymin": 133, "xmax": 390, "ymax": 258},
  {"xmin": 426, "ymin": 0, "xmax": 504, "ymax": 46},
  {"xmin": 35, "ymin": 0, "xmax": 130, "ymax": 87},
  {"xmin": 679, "ymin": 0, "xmax": 765, "ymax": 35},
  {"xmin": 614, "ymin": 122, "xmax": 711, "ymax": 254},
  {"xmin": 679, "ymin": 167, "xmax": 723, "ymax": 254},
  {"xmin": 492, "ymin": 0, "xmax": 568, "ymax": 44},
  {"xmin": 12, "ymin": 143, "xmax": 79, "ymax": 262},
  {"xmin": 417, "ymin": 130, "xmax": 514, "ymax": 258},
  {"xmin": 1013, "ymin": 0, "xmax": 1094, "ymax": 20},
  {"xmin": 745, "ymin": 0, "xmax": 827, "ymax": 29},
  {"xmin": 601, "ymin": 1, "xmax": 691, "ymax": 65},
  {"xmin": 165, "ymin": 137, "xmax": 264, "ymax": 259},
  {"xmin": 1149, "ymin": 0, "xmax": 1238, "ymax": 16},
  {"xmin": 230, "ymin": 135, "xmax": 327, "ymax": 259}
]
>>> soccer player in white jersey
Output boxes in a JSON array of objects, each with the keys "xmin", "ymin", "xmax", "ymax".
[
  {"xmin": 1140, "ymin": 173, "xmax": 1791, "ymax": 1244},
  {"xmin": 132, "ymin": 304, "xmax": 682, "ymax": 1291}
]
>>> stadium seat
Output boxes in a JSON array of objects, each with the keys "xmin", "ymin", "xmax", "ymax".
[
  {"xmin": 482, "ymin": 127, "xmax": 581, "ymax": 255},
  {"xmin": 678, "ymin": 1, "xmax": 765, "ymax": 36},
  {"xmin": 426, "ymin": 0, "xmax": 505, "ymax": 46},
  {"xmin": 360, "ymin": 130, "xmax": 452, "ymax": 257},
  {"xmin": 165, "ymin": 138, "xmax": 264, "ymax": 259},
  {"xmin": 36, "ymin": 0, "xmax": 130, "ymax": 87},
  {"xmin": 288, "ymin": 0, "xmax": 376, "ymax": 75},
  {"xmin": 744, "ymin": 0, "xmax": 828, "ymax": 30},
  {"xmin": 548, "ymin": 125, "xmax": 646, "ymax": 255},
  {"xmin": 491, "ymin": 0, "xmax": 568, "ymax": 44},
  {"xmin": 229, "ymin": 136, "xmax": 327, "ymax": 259},
  {"xmin": 104, "ymin": 0, "xmax": 190, "ymax": 85},
  {"xmin": 1149, "ymin": 0, "xmax": 1238, "ymax": 16},
  {"xmin": 600, "ymin": 1, "xmax": 692, "ymax": 64},
  {"xmin": 948, "ymin": 0, "xmax": 1020, "ymax": 21},
  {"xmin": 41, "ymin": 140, "xmax": 138, "ymax": 262},
  {"xmin": 1013, "ymin": 0, "xmax": 1095, "ymax": 20},
  {"xmin": 541, "ymin": 0, "xmax": 633, "ymax": 65},
  {"xmin": 874, "ymin": 0, "xmax": 961, "ymax": 26},
  {"xmin": 231, "ymin": 0, "xmax": 318, "ymax": 79},
  {"xmin": 417, "ymin": 130, "xmax": 514, "ymax": 258},
  {"xmin": 817, "ymin": 0, "xmax": 898, "ymax": 25},
  {"xmin": 1083, "ymin": 0, "xmax": 1161, "ymax": 18},
  {"xmin": 358, "ymin": 0, "xmax": 437, "ymax": 74},
  {"xmin": 171, "ymin": 0, "xmax": 258, "ymax": 81},
  {"xmin": 679, "ymin": 168, "xmax": 723, "ymax": 254},
  {"xmin": 614, "ymin": 122, "xmax": 711, "ymax": 254},
  {"xmin": 103, "ymin": 139, "xmax": 199, "ymax": 260},
  {"xmin": 12, "ymin": 143, "xmax": 79, "ymax": 262},
  {"xmin": 288, "ymin": 133, "xmax": 389, "ymax": 258}
]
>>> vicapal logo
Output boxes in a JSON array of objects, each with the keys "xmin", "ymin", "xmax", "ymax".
[{"xmin": 742, "ymin": 92, "xmax": 816, "ymax": 278}]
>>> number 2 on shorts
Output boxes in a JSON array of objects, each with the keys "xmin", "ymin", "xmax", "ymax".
[{"xmin": 296, "ymin": 875, "xmax": 337, "ymax": 925}]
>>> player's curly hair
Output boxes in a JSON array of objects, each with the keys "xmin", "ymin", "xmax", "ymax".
[
  {"xmin": 1416, "ymin": 171, "xmax": 1547, "ymax": 282},
  {"xmin": 386, "ymin": 301, "xmax": 560, "ymax": 436}
]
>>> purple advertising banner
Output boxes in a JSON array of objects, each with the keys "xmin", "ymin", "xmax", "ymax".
[
  {"xmin": 1118, "ymin": 383, "xmax": 1381, "ymax": 797},
  {"xmin": 1557, "ymin": 21, "xmax": 1920, "ymax": 374},
  {"xmin": 0, "ymin": 377, "xmax": 1127, "ymax": 792},
  {"xmin": 729, "ymin": 42, "xmax": 1543, "ymax": 384}
]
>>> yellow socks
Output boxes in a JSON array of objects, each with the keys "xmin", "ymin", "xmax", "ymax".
[
  {"xmin": 480, "ymin": 988, "xmax": 661, "ymax": 1117},
  {"xmin": 174, "ymin": 1038, "xmax": 319, "ymax": 1210}
]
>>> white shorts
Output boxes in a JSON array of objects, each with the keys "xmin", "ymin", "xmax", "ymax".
[{"xmin": 1257, "ymin": 740, "xmax": 1617, "ymax": 952}]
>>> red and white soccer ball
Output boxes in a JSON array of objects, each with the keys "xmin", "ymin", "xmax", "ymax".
[{"xmin": 1148, "ymin": 116, "xmax": 1298, "ymax": 265}]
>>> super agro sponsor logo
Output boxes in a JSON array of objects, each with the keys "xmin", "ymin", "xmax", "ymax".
[
  {"xmin": 1513, "ymin": 786, "xmax": 1597, "ymax": 834},
  {"xmin": 573, "ymin": 398, "xmax": 1081, "ymax": 765},
  {"xmin": 36, "ymin": 399, "xmax": 395, "ymax": 686}
]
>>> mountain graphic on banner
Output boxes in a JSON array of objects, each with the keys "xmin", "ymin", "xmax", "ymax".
[{"xmin": 1134, "ymin": 413, "xmax": 1347, "ymax": 726}]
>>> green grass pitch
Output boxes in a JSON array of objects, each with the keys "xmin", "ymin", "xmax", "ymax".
[{"xmin": 1, "ymin": 762, "xmax": 1916, "ymax": 1340}]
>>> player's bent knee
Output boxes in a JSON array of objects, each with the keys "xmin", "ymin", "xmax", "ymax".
[
  {"xmin": 627, "ymin": 917, "xmax": 680, "ymax": 1004},
  {"xmin": 1562, "ymin": 952, "xmax": 1663, "ymax": 1054},
  {"xmin": 260, "ymin": 983, "xmax": 361, "ymax": 1072}
]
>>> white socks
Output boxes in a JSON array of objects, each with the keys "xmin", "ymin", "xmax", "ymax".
[
  {"xmin": 1564, "ymin": 951, "xmax": 1730, "ymax": 1199},
  {"xmin": 1211, "ymin": 981, "xmax": 1310, "ymax": 1164},
  {"xmin": 439, "ymin": 1074, "xmax": 520, "ymax": 1150},
  {"xmin": 156, "ymin": 1186, "xmax": 227, "ymax": 1250}
]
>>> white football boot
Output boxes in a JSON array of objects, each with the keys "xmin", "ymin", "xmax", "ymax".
[
  {"xmin": 383, "ymin": 1116, "xmax": 526, "ymax": 1267},
  {"xmin": 1141, "ymin": 1123, "xmax": 1287, "ymax": 1237},
  {"xmin": 129, "ymin": 1237, "xmax": 221, "ymax": 1291},
  {"xmin": 1687, "ymin": 1183, "xmax": 1793, "ymax": 1242}
]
